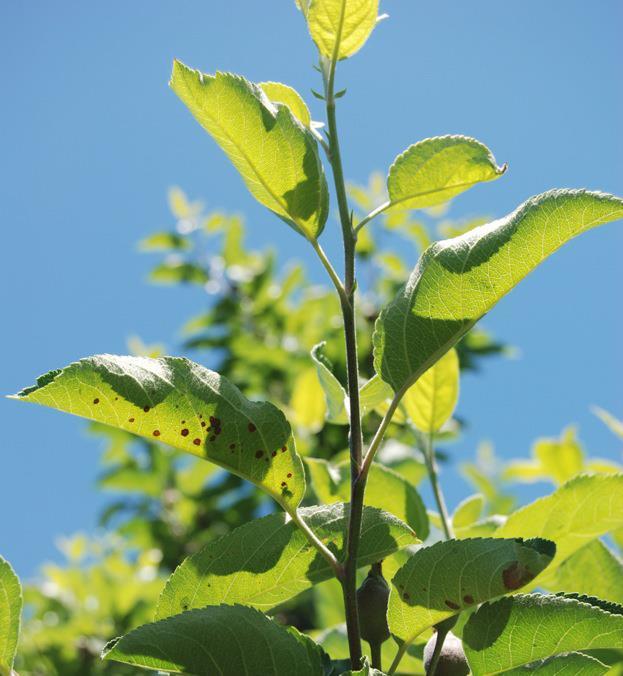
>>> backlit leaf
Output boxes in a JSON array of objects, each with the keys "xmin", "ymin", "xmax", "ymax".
[
  {"xmin": 311, "ymin": 342, "xmax": 349, "ymax": 424},
  {"xmin": 452, "ymin": 493, "xmax": 485, "ymax": 530},
  {"xmin": 170, "ymin": 62, "xmax": 329, "ymax": 240},
  {"xmin": 388, "ymin": 537, "xmax": 555, "ymax": 647},
  {"xmin": 0, "ymin": 556, "xmax": 21, "ymax": 674},
  {"xmin": 495, "ymin": 474, "xmax": 623, "ymax": 586},
  {"xmin": 463, "ymin": 594, "xmax": 623, "ymax": 675},
  {"xmin": 301, "ymin": 0, "xmax": 379, "ymax": 60},
  {"xmin": 156, "ymin": 503, "xmax": 415, "ymax": 618},
  {"xmin": 374, "ymin": 190, "xmax": 623, "ymax": 393},
  {"xmin": 103, "ymin": 604, "xmax": 326, "ymax": 675},
  {"xmin": 401, "ymin": 347, "xmax": 459, "ymax": 433},
  {"xmin": 260, "ymin": 81, "xmax": 312, "ymax": 127},
  {"xmin": 501, "ymin": 653, "xmax": 608, "ymax": 675},
  {"xmin": 387, "ymin": 135, "xmax": 506, "ymax": 211},
  {"xmin": 291, "ymin": 366, "xmax": 327, "ymax": 431},
  {"xmin": 13, "ymin": 355, "xmax": 306, "ymax": 511}
]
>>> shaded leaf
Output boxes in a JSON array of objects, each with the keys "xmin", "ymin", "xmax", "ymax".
[
  {"xmin": 388, "ymin": 537, "xmax": 555, "ymax": 647},
  {"xmin": 13, "ymin": 355, "xmax": 306, "ymax": 511},
  {"xmin": 463, "ymin": 594, "xmax": 623, "ymax": 675},
  {"xmin": 170, "ymin": 62, "xmax": 329, "ymax": 240},
  {"xmin": 156, "ymin": 503, "xmax": 415, "ymax": 618},
  {"xmin": 387, "ymin": 135, "xmax": 505, "ymax": 211},
  {"xmin": 260, "ymin": 81, "xmax": 312, "ymax": 127},
  {"xmin": 0, "ymin": 556, "xmax": 21, "ymax": 673},
  {"xmin": 373, "ymin": 190, "xmax": 623, "ymax": 393},
  {"xmin": 311, "ymin": 342, "xmax": 349, "ymax": 424},
  {"xmin": 103, "ymin": 604, "xmax": 326, "ymax": 675}
]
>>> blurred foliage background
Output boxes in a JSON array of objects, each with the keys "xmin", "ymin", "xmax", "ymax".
[{"xmin": 14, "ymin": 183, "xmax": 622, "ymax": 675}]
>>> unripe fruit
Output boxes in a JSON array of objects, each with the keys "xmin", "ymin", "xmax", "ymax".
[
  {"xmin": 356, "ymin": 567, "xmax": 390, "ymax": 644},
  {"xmin": 423, "ymin": 631, "xmax": 469, "ymax": 676}
]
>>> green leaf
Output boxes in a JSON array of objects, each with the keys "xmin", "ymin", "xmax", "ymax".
[
  {"xmin": 291, "ymin": 366, "xmax": 328, "ymax": 432},
  {"xmin": 374, "ymin": 190, "xmax": 623, "ymax": 393},
  {"xmin": 149, "ymin": 261, "xmax": 208, "ymax": 285},
  {"xmin": 103, "ymin": 604, "xmax": 326, "ymax": 675},
  {"xmin": 501, "ymin": 653, "xmax": 609, "ymax": 675},
  {"xmin": 138, "ymin": 231, "xmax": 191, "ymax": 251},
  {"xmin": 401, "ymin": 347, "xmax": 459, "ymax": 433},
  {"xmin": 305, "ymin": 458, "xmax": 429, "ymax": 538},
  {"xmin": 12, "ymin": 355, "xmax": 306, "ymax": 511},
  {"xmin": 170, "ymin": 62, "xmax": 329, "ymax": 240},
  {"xmin": 452, "ymin": 493, "xmax": 485, "ymax": 530},
  {"xmin": 463, "ymin": 594, "xmax": 623, "ymax": 675},
  {"xmin": 547, "ymin": 540, "xmax": 623, "ymax": 604},
  {"xmin": 388, "ymin": 537, "xmax": 555, "ymax": 647},
  {"xmin": 593, "ymin": 406, "xmax": 623, "ymax": 440},
  {"xmin": 0, "ymin": 556, "xmax": 21, "ymax": 673},
  {"xmin": 494, "ymin": 474, "xmax": 623, "ymax": 586},
  {"xmin": 260, "ymin": 81, "xmax": 312, "ymax": 127},
  {"xmin": 300, "ymin": 0, "xmax": 380, "ymax": 60},
  {"xmin": 311, "ymin": 342, "xmax": 349, "ymax": 424},
  {"xmin": 387, "ymin": 135, "xmax": 506, "ymax": 211},
  {"xmin": 156, "ymin": 503, "xmax": 415, "ymax": 619}
]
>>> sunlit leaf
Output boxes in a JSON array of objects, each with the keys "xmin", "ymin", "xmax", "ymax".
[
  {"xmin": 401, "ymin": 347, "xmax": 459, "ymax": 433},
  {"xmin": 103, "ymin": 604, "xmax": 327, "ymax": 675},
  {"xmin": 170, "ymin": 62, "xmax": 329, "ymax": 240},
  {"xmin": 452, "ymin": 493, "xmax": 485, "ymax": 530},
  {"xmin": 387, "ymin": 135, "xmax": 506, "ymax": 211},
  {"xmin": 388, "ymin": 537, "xmax": 555, "ymax": 648},
  {"xmin": 547, "ymin": 539, "xmax": 623, "ymax": 604},
  {"xmin": 138, "ymin": 231, "xmax": 191, "ymax": 252},
  {"xmin": 310, "ymin": 342, "xmax": 349, "ymax": 424},
  {"xmin": 291, "ymin": 366, "xmax": 327, "ymax": 432},
  {"xmin": 300, "ymin": 0, "xmax": 380, "ymax": 60},
  {"xmin": 500, "ymin": 653, "xmax": 609, "ymax": 675},
  {"xmin": 156, "ymin": 503, "xmax": 415, "ymax": 618},
  {"xmin": 463, "ymin": 594, "xmax": 623, "ymax": 675},
  {"xmin": 260, "ymin": 81, "xmax": 312, "ymax": 127},
  {"xmin": 13, "ymin": 355, "xmax": 306, "ymax": 511},
  {"xmin": 374, "ymin": 190, "xmax": 623, "ymax": 393},
  {"xmin": 494, "ymin": 474, "xmax": 623, "ymax": 586},
  {"xmin": 305, "ymin": 458, "xmax": 428, "ymax": 538},
  {"xmin": 0, "ymin": 556, "xmax": 21, "ymax": 674}
]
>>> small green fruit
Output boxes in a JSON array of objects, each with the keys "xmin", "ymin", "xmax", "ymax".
[
  {"xmin": 423, "ymin": 631, "xmax": 469, "ymax": 676},
  {"xmin": 357, "ymin": 567, "xmax": 390, "ymax": 644}
]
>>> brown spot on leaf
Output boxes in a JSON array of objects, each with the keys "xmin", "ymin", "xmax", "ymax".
[
  {"xmin": 181, "ymin": 428, "xmax": 189, "ymax": 437},
  {"xmin": 93, "ymin": 398, "xmax": 100, "ymax": 404},
  {"xmin": 255, "ymin": 450, "xmax": 264, "ymax": 459},
  {"xmin": 463, "ymin": 594, "xmax": 474, "ymax": 605},
  {"xmin": 402, "ymin": 592, "xmax": 410, "ymax": 600},
  {"xmin": 201, "ymin": 421, "xmax": 206, "ymax": 427},
  {"xmin": 445, "ymin": 600, "xmax": 460, "ymax": 610},
  {"xmin": 128, "ymin": 417, "xmax": 135, "ymax": 423},
  {"xmin": 193, "ymin": 438, "xmax": 201, "ymax": 446},
  {"xmin": 248, "ymin": 423, "xmax": 256, "ymax": 433},
  {"xmin": 502, "ymin": 561, "xmax": 534, "ymax": 590},
  {"xmin": 153, "ymin": 430, "xmax": 160, "ymax": 437},
  {"xmin": 229, "ymin": 443, "xmax": 236, "ymax": 450},
  {"xmin": 143, "ymin": 406, "xmax": 150, "ymax": 413},
  {"xmin": 287, "ymin": 473, "xmax": 292, "ymax": 478},
  {"xmin": 281, "ymin": 446, "xmax": 287, "ymax": 453}
]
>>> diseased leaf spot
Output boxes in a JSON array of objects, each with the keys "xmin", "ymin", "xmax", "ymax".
[
  {"xmin": 93, "ymin": 398, "xmax": 100, "ymax": 404},
  {"xmin": 502, "ymin": 561, "xmax": 534, "ymax": 590},
  {"xmin": 445, "ymin": 600, "xmax": 460, "ymax": 610},
  {"xmin": 210, "ymin": 435, "xmax": 216, "ymax": 442},
  {"xmin": 193, "ymin": 438, "xmax": 201, "ymax": 446},
  {"xmin": 153, "ymin": 430, "xmax": 161, "ymax": 437},
  {"xmin": 229, "ymin": 443, "xmax": 236, "ymax": 450},
  {"xmin": 271, "ymin": 451, "xmax": 277, "ymax": 457},
  {"xmin": 128, "ymin": 417, "xmax": 135, "ymax": 423},
  {"xmin": 248, "ymin": 423, "xmax": 257, "ymax": 433},
  {"xmin": 181, "ymin": 428, "xmax": 189, "ymax": 436},
  {"xmin": 402, "ymin": 592, "xmax": 410, "ymax": 600},
  {"xmin": 287, "ymin": 473, "xmax": 292, "ymax": 478},
  {"xmin": 463, "ymin": 594, "xmax": 474, "ymax": 605},
  {"xmin": 201, "ymin": 421, "xmax": 206, "ymax": 427},
  {"xmin": 281, "ymin": 446, "xmax": 287, "ymax": 453},
  {"xmin": 255, "ymin": 450, "xmax": 264, "ymax": 459},
  {"xmin": 143, "ymin": 406, "xmax": 150, "ymax": 413}
]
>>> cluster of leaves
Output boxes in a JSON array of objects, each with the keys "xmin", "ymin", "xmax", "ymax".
[{"xmin": 4, "ymin": 1, "xmax": 623, "ymax": 675}]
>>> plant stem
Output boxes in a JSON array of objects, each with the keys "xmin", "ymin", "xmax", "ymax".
[
  {"xmin": 311, "ymin": 239, "xmax": 348, "ymax": 305},
  {"xmin": 370, "ymin": 641, "xmax": 383, "ymax": 671},
  {"xmin": 322, "ymin": 51, "xmax": 365, "ymax": 668},
  {"xmin": 355, "ymin": 199, "xmax": 391, "ymax": 233},
  {"xmin": 427, "ymin": 625, "xmax": 451, "ymax": 676},
  {"xmin": 290, "ymin": 508, "xmax": 344, "ymax": 579},
  {"xmin": 423, "ymin": 432, "xmax": 454, "ymax": 540}
]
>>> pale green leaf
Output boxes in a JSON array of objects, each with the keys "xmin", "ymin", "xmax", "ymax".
[
  {"xmin": 138, "ymin": 231, "xmax": 191, "ymax": 251},
  {"xmin": 311, "ymin": 342, "xmax": 349, "ymax": 424},
  {"xmin": 495, "ymin": 474, "xmax": 623, "ymax": 586},
  {"xmin": 103, "ymin": 604, "xmax": 326, "ymax": 675},
  {"xmin": 452, "ymin": 493, "xmax": 485, "ymax": 529},
  {"xmin": 401, "ymin": 347, "xmax": 459, "ymax": 433},
  {"xmin": 305, "ymin": 458, "xmax": 428, "ymax": 538},
  {"xmin": 170, "ymin": 62, "xmax": 329, "ymax": 240},
  {"xmin": 387, "ymin": 135, "xmax": 506, "ymax": 211},
  {"xmin": 463, "ymin": 594, "xmax": 623, "ymax": 675},
  {"xmin": 593, "ymin": 406, "xmax": 623, "ymax": 440},
  {"xmin": 13, "ymin": 355, "xmax": 306, "ymax": 511},
  {"xmin": 0, "ymin": 556, "xmax": 21, "ymax": 673},
  {"xmin": 374, "ymin": 190, "xmax": 623, "ymax": 393},
  {"xmin": 303, "ymin": 0, "xmax": 379, "ymax": 60},
  {"xmin": 291, "ymin": 366, "xmax": 327, "ymax": 432},
  {"xmin": 156, "ymin": 503, "xmax": 415, "ymax": 618},
  {"xmin": 502, "ymin": 653, "xmax": 609, "ymax": 675},
  {"xmin": 260, "ymin": 81, "xmax": 312, "ymax": 127},
  {"xmin": 388, "ymin": 537, "xmax": 555, "ymax": 647},
  {"xmin": 548, "ymin": 540, "xmax": 623, "ymax": 604}
]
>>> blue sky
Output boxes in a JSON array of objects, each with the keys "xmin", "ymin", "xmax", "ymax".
[{"xmin": 1, "ymin": 1, "xmax": 622, "ymax": 578}]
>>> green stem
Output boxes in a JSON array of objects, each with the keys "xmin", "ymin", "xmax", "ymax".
[
  {"xmin": 290, "ymin": 508, "xmax": 344, "ymax": 579},
  {"xmin": 355, "ymin": 199, "xmax": 391, "ymax": 233},
  {"xmin": 311, "ymin": 239, "xmax": 348, "ymax": 305},
  {"xmin": 321, "ymin": 50, "xmax": 365, "ymax": 669},
  {"xmin": 424, "ymin": 432, "xmax": 454, "ymax": 540}
]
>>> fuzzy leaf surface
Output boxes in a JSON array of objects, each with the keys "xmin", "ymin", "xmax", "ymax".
[
  {"xmin": 463, "ymin": 594, "xmax": 623, "ymax": 675},
  {"xmin": 373, "ymin": 190, "xmax": 623, "ymax": 392},
  {"xmin": 156, "ymin": 503, "xmax": 415, "ymax": 619},
  {"xmin": 387, "ymin": 135, "xmax": 505, "ymax": 210},
  {"xmin": 388, "ymin": 537, "xmax": 555, "ymax": 647},
  {"xmin": 170, "ymin": 62, "xmax": 329, "ymax": 240},
  {"xmin": 103, "ymin": 604, "xmax": 326, "ymax": 675},
  {"xmin": 13, "ymin": 355, "xmax": 306, "ymax": 510}
]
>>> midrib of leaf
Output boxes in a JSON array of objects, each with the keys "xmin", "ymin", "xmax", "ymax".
[
  {"xmin": 178, "ymin": 70, "xmax": 313, "ymax": 238},
  {"xmin": 388, "ymin": 178, "xmax": 504, "ymax": 212},
  {"xmin": 331, "ymin": 0, "xmax": 348, "ymax": 63}
]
